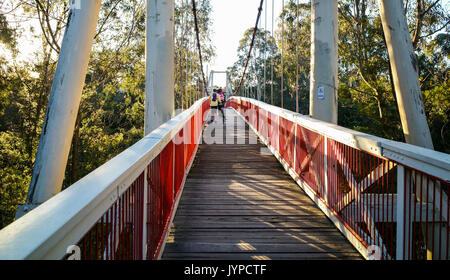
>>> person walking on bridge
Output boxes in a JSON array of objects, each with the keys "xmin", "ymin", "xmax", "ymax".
[
  {"xmin": 208, "ymin": 88, "xmax": 221, "ymax": 124},
  {"xmin": 217, "ymin": 88, "xmax": 226, "ymax": 123}
]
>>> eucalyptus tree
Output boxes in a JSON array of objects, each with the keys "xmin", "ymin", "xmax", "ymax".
[
  {"xmin": 229, "ymin": 27, "xmax": 278, "ymax": 103},
  {"xmin": 277, "ymin": 0, "xmax": 311, "ymax": 114}
]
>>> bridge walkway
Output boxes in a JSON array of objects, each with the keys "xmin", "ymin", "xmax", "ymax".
[{"xmin": 162, "ymin": 108, "xmax": 362, "ymax": 260}]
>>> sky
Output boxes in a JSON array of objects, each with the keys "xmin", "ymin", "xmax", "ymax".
[{"xmin": 206, "ymin": 0, "xmax": 284, "ymax": 87}]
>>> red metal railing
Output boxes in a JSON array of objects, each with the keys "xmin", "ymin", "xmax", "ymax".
[
  {"xmin": 69, "ymin": 99, "xmax": 210, "ymax": 260},
  {"xmin": 6, "ymin": 95, "xmax": 445, "ymax": 260},
  {"xmin": 146, "ymin": 100, "xmax": 209, "ymax": 259},
  {"xmin": 227, "ymin": 97, "xmax": 449, "ymax": 260},
  {"xmin": 74, "ymin": 173, "xmax": 145, "ymax": 260},
  {"xmin": 326, "ymin": 138, "xmax": 397, "ymax": 259},
  {"xmin": 401, "ymin": 167, "xmax": 449, "ymax": 260}
]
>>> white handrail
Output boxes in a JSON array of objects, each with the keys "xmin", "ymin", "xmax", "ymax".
[
  {"xmin": 0, "ymin": 97, "xmax": 207, "ymax": 260},
  {"xmin": 231, "ymin": 96, "xmax": 450, "ymax": 181}
]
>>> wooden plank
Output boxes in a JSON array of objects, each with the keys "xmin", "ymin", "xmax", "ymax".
[
  {"xmin": 177, "ymin": 199, "xmax": 314, "ymax": 206},
  {"xmin": 188, "ymin": 169, "xmax": 285, "ymax": 175},
  {"xmin": 177, "ymin": 199, "xmax": 310, "ymax": 205},
  {"xmin": 181, "ymin": 189, "xmax": 299, "ymax": 195},
  {"xmin": 193, "ymin": 159, "xmax": 281, "ymax": 164},
  {"xmin": 167, "ymin": 228, "xmax": 347, "ymax": 236},
  {"xmin": 164, "ymin": 242, "xmax": 358, "ymax": 254},
  {"xmin": 172, "ymin": 214, "xmax": 332, "ymax": 222},
  {"xmin": 195, "ymin": 152, "xmax": 276, "ymax": 156},
  {"xmin": 166, "ymin": 230, "xmax": 348, "ymax": 238},
  {"xmin": 185, "ymin": 178, "xmax": 295, "ymax": 183},
  {"xmin": 179, "ymin": 193, "xmax": 309, "ymax": 201},
  {"xmin": 175, "ymin": 210, "xmax": 324, "ymax": 217},
  {"xmin": 180, "ymin": 187, "xmax": 302, "ymax": 194},
  {"xmin": 175, "ymin": 204, "xmax": 325, "ymax": 214},
  {"xmin": 171, "ymin": 222, "xmax": 336, "ymax": 229},
  {"xmin": 175, "ymin": 204, "xmax": 323, "ymax": 211},
  {"xmin": 166, "ymin": 234, "xmax": 352, "ymax": 245},
  {"xmin": 183, "ymin": 180, "xmax": 296, "ymax": 185},
  {"xmin": 198, "ymin": 146, "xmax": 267, "ymax": 151},
  {"xmin": 187, "ymin": 173, "xmax": 287, "ymax": 178},
  {"xmin": 183, "ymin": 182, "xmax": 301, "ymax": 190},
  {"xmin": 162, "ymin": 252, "xmax": 363, "ymax": 260},
  {"xmin": 192, "ymin": 162, "xmax": 283, "ymax": 168},
  {"xmin": 181, "ymin": 190, "xmax": 311, "ymax": 198}
]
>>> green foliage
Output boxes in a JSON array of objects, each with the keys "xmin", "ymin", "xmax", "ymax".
[
  {"xmin": 229, "ymin": 27, "xmax": 280, "ymax": 106},
  {"xmin": 0, "ymin": 0, "xmax": 214, "ymax": 229},
  {"xmin": 230, "ymin": 1, "xmax": 311, "ymax": 113},
  {"xmin": 231, "ymin": 0, "xmax": 448, "ymax": 151},
  {"xmin": 423, "ymin": 80, "xmax": 450, "ymax": 153},
  {"xmin": 0, "ymin": 132, "xmax": 30, "ymax": 228},
  {"xmin": 174, "ymin": 0, "xmax": 215, "ymax": 109},
  {"xmin": 0, "ymin": 13, "xmax": 16, "ymax": 50},
  {"xmin": 63, "ymin": 44, "xmax": 146, "ymax": 188}
]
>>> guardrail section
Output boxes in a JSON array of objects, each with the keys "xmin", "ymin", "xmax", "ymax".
[
  {"xmin": 0, "ymin": 98, "xmax": 210, "ymax": 260},
  {"xmin": 227, "ymin": 96, "xmax": 449, "ymax": 260}
]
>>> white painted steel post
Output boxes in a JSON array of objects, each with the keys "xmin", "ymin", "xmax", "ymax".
[
  {"xmin": 309, "ymin": 0, "xmax": 338, "ymax": 124},
  {"xmin": 145, "ymin": 0, "xmax": 175, "ymax": 135},
  {"xmin": 18, "ymin": 0, "xmax": 102, "ymax": 217}
]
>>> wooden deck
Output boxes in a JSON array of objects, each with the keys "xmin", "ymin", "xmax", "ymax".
[{"xmin": 162, "ymin": 108, "xmax": 362, "ymax": 260}]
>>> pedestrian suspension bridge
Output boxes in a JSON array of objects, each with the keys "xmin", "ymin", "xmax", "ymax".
[{"xmin": 0, "ymin": 0, "xmax": 449, "ymax": 260}]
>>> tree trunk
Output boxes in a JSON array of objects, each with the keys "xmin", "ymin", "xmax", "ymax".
[{"xmin": 411, "ymin": 0, "xmax": 424, "ymax": 50}]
